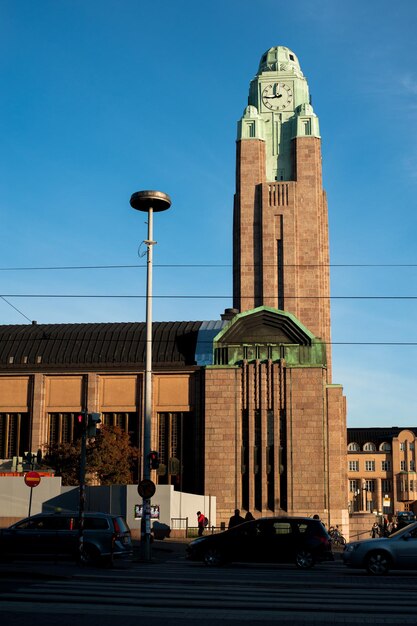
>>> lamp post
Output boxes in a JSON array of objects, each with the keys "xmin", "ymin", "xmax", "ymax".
[{"xmin": 130, "ymin": 190, "xmax": 171, "ymax": 561}]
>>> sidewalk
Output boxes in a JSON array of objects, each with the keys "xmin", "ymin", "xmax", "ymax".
[{"xmin": 134, "ymin": 537, "xmax": 191, "ymax": 562}]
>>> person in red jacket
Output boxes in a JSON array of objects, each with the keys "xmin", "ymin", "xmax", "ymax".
[{"xmin": 197, "ymin": 511, "xmax": 205, "ymax": 536}]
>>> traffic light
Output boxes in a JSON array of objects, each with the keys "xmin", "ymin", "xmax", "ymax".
[
  {"xmin": 74, "ymin": 411, "xmax": 87, "ymax": 439},
  {"xmin": 87, "ymin": 412, "xmax": 101, "ymax": 437},
  {"xmin": 149, "ymin": 450, "xmax": 160, "ymax": 470}
]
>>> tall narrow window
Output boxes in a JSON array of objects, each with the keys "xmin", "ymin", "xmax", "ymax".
[
  {"xmin": 0, "ymin": 413, "xmax": 30, "ymax": 458},
  {"xmin": 156, "ymin": 412, "xmax": 195, "ymax": 493},
  {"xmin": 49, "ymin": 413, "xmax": 81, "ymax": 445},
  {"xmin": 277, "ymin": 238, "xmax": 284, "ymax": 310},
  {"xmin": 266, "ymin": 410, "xmax": 275, "ymax": 510},
  {"xmin": 279, "ymin": 408, "xmax": 287, "ymax": 511},
  {"xmin": 102, "ymin": 412, "xmax": 139, "ymax": 447},
  {"xmin": 242, "ymin": 408, "xmax": 249, "ymax": 511},
  {"xmin": 254, "ymin": 409, "xmax": 262, "ymax": 511}
]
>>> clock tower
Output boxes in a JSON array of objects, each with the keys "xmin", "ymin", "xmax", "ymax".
[{"xmin": 233, "ymin": 46, "xmax": 331, "ymax": 376}]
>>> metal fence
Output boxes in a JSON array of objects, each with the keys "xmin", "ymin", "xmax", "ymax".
[{"xmin": 171, "ymin": 517, "xmax": 226, "ymax": 538}]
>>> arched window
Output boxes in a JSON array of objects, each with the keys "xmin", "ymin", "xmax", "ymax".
[
  {"xmin": 379, "ymin": 442, "xmax": 391, "ymax": 452},
  {"xmin": 348, "ymin": 442, "xmax": 360, "ymax": 452},
  {"xmin": 363, "ymin": 442, "xmax": 376, "ymax": 452}
]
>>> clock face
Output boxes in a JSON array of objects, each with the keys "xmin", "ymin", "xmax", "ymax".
[{"xmin": 262, "ymin": 82, "xmax": 293, "ymax": 111}]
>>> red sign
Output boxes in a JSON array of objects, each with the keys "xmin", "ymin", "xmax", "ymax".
[{"xmin": 24, "ymin": 471, "xmax": 41, "ymax": 488}]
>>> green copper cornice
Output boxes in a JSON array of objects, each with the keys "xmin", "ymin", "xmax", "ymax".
[
  {"xmin": 237, "ymin": 105, "xmax": 265, "ymax": 141},
  {"xmin": 211, "ymin": 306, "xmax": 327, "ymax": 367}
]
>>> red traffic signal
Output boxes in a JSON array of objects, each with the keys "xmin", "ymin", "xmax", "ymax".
[
  {"xmin": 74, "ymin": 411, "xmax": 87, "ymax": 439},
  {"xmin": 149, "ymin": 451, "xmax": 160, "ymax": 470}
]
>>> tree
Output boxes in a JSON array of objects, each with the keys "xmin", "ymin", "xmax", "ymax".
[
  {"xmin": 89, "ymin": 425, "xmax": 139, "ymax": 485},
  {"xmin": 42, "ymin": 425, "xmax": 140, "ymax": 486},
  {"xmin": 42, "ymin": 441, "xmax": 81, "ymax": 486}
]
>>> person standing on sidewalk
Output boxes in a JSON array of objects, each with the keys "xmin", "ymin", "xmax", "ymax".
[
  {"xmin": 228, "ymin": 509, "xmax": 245, "ymax": 529},
  {"xmin": 197, "ymin": 511, "xmax": 205, "ymax": 536}
]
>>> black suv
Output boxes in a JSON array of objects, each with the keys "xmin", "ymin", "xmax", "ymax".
[
  {"xmin": 186, "ymin": 516, "xmax": 333, "ymax": 568},
  {"xmin": 0, "ymin": 511, "xmax": 133, "ymax": 565}
]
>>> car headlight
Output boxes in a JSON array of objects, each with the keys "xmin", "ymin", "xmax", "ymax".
[{"xmin": 344, "ymin": 543, "xmax": 358, "ymax": 553}]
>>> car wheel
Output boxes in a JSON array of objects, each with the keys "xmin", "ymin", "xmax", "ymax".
[
  {"xmin": 365, "ymin": 550, "xmax": 390, "ymax": 575},
  {"xmin": 295, "ymin": 549, "xmax": 315, "ymax": 569},
  {"xmin": 203, "ymin": 547, "xmax": 224, "ymax": 567},
  {"xmin": 80, "ymin": 544, "xmax": 101, "ymax": 566}
]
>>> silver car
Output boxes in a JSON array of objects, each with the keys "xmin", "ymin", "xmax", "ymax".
[{"xmin": 343, "ymin": 521, "xmax": 417, "ymax": 575}]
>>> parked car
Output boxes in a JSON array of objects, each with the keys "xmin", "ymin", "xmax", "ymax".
[
  {"xmin": 343, "ymin": 521, "xmax": 417, "ymax": 575},
  {"xmin": 0, "ymin": 511, "xmax": 133, "ymax": 566},
  {"xmin": 186, "ymin": 516, "xmax": 333, "ymax": 568},
  {"xmin": 396, "ymin": 511, "xmax": 416, "ymax": 527}
]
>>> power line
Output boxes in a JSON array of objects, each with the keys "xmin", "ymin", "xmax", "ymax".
[
  {"xmin": 2, "ymin": 294, "xmax": 417, "ymax": 300},
  {"xmin": 2, "ymin": 263, "xmax": 417, "ymax": 271},
  {"xmin": 0, "ymin": 296, "xmax": 32, "ymax": 323}
]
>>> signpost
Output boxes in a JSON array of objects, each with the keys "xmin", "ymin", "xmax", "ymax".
[
  {"xmin": 137, "ymin": 480, "xmax": 156, "ymax": 557},
  {"xmin": 24, "ymin": 471, "xmax": 41, "ymax": 517}
]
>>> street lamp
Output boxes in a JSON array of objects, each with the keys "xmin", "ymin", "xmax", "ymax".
[{"xmin": 130, "ymin": 190, "xmax": 171, "ymax": 561}]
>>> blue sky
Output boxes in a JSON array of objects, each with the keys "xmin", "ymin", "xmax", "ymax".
[{"xmin": 1, "ymin": 0, "xmax": 416, "ymax": 428}]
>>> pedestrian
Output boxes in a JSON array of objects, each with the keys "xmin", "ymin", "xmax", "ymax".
[
  {"xmin": 228, "ymin": 509, "xmax": 245, "ymax": 529},
  {"xmin": 371, "ymin": 521, "xmax": 379, "ymax": 538},
  {"xmin": 244, "ymin": 511, "xmax": 255, "ymax": 521},
  {"xmin": 197, "ymin": 511, "xmax": 205, "ymax": 536}
]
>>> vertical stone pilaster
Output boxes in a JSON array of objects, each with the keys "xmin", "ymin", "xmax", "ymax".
[
  {"xmin": 376, "ymin": 477, "xmax": 382, "ymax": 513},
  {"xmin": 86, "ymin": 373, "xmax": 99, "ymax": 412},
  {"xmin": 31, "ymin": 373, "xmax": 46, "ymax": 451}
]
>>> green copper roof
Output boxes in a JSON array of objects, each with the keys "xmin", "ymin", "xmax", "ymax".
[
  {"xmin": 257, "ymin": 46, "xmax": 304, "ymax": 78},
  {"xmin": 237, "ymin": 46, "xmax": 321, "ymax": 182},
  {"xmin": 211, "ymin": 306, "xmax": 327, "ymax": 368}
]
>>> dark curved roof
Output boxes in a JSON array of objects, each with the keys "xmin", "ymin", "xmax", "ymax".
[
  {"xmin": 348, "ymin": 427, "xmax": 417, "ymax": 445},
  {"xmin": 0, "ymin": 321, "xmax": 204, "ymax": 370}
]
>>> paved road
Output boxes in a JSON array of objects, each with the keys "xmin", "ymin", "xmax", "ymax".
[{"xmin": 1, "ymin": 551, "xmax": 417, "ymax": 625}]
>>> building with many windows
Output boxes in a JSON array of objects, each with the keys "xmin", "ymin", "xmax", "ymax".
[{"xmin": 347, "ymin": 427, "xmax": 417, "ymax": 517}]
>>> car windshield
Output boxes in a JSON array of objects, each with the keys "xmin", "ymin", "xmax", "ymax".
[{"xmin": 388, "ymin": 522, "xmax": 417, "ymax": 538}]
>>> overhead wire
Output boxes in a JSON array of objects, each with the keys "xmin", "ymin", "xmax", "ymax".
[
  {"xmin": 2, "ymin": 294, "xmax": 417, "ymax": 300},
  {"xmin": 2, "ymin": 262, "xmax": 417, "ymax": 270}
]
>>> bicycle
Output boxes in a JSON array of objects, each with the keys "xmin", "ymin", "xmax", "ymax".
[{"xmin": 328, "ymin": 525, "xmax": 346, "ymax": 547}]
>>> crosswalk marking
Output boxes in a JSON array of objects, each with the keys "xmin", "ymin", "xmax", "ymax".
[{"xmin": 2, "ymin": 563, "xmax": 417, "ymax": 623}]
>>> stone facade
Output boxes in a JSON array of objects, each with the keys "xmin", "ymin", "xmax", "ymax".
[
  {"xmin": 347, "ymin": 427, "xmax": 417, "ymax": 517},
  {"xmin": 229, "ymin": 46, "xmax": 347, "ymax": 529}
]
